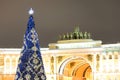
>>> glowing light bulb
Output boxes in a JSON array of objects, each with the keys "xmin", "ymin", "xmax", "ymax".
[{"xmin": 29, "ymin": 8, "xmax": 34, "ymax": 15}]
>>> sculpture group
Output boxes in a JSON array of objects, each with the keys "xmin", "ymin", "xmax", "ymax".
[{"xmin": 59, "ymin": 27, "xmax": 91, "ymax": 40}]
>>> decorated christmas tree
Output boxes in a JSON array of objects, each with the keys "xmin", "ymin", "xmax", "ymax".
[{"xmin": 15, "ymin": 8, "xmax": 46, "ymax": 80}]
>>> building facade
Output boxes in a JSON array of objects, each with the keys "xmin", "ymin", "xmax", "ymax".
[
  {"xmin": 0, "ymin": 28, "xmax": 120, "ymax": 80},
  {"xmin": 0, "ymin": 40, "xmax": 120, "ymax": 80}
]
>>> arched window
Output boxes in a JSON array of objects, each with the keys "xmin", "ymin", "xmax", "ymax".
[
  {"xmin": 11, "ymin": 56, "xmax": 17, "ymax": 74},
  {"xmin": 4, "ymin": 56, "xmax": 11, "ymax": 74},
  {"xmin": 109, "ymin": 55, "xmax": 112, "ymax": 59}
]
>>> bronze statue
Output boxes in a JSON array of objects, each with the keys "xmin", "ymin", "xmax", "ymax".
[
  {"xmin": 84, "ymin": 32, "xmax": 87, "ymax": 39},
  {"xmin": 66, "ymin": 33, "xmax": 70, "ymax": 40},
  {"xmin": 58, "ymin": 26, "xmax": 92, "ymax": 40}
]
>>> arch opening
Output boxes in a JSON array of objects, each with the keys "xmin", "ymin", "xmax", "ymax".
[{"xmin": 58, "ymin": 57, "xmax": 93, "ymax": 80}]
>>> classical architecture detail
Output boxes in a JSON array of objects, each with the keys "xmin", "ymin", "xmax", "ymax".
[
  {"xmin": 59, "ymin": 27, "xmax": 91, "ymax": 40},
  {"xmin": 49, "ymin": 27, "xmax": 101, "ymax": 50},
  {"xmin": 0, "ymin": 28, "xmax": 120, "ymax": 80}
]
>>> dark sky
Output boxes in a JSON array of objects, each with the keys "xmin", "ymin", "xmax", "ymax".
[{"xmin": 0, "ymin": 0, "xmax": 120, "ymax": 48}]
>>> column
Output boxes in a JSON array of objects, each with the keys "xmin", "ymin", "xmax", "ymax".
[
  {"xmin": 10, "ymin": 56, "xmax": 12, "ymax": 74},
  {"xmin": 53, "ymin": 54, "xmax": 57, "ymax": 80},
  {"xmin": 93, "ymin": 53, "xmax": 97, "ymax": 80},
  {"xmin": 99, "ymin": 54, "xmax": 103, "ymax": 72}
]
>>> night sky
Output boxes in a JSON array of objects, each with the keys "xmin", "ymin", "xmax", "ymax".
[{"xmin": 0, "ymin": 0, "xmax": 120, "ymax": 48}]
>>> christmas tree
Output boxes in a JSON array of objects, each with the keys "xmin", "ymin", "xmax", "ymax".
[{"xmin": 15, "ymin": 8, "xmax": 46, "ymax": 80}]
